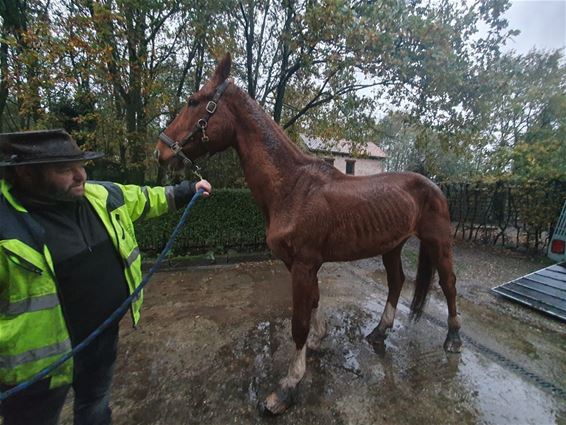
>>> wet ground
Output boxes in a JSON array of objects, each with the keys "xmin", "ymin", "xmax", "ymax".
[{"xmin": 61, "ymin": 239, "xmax": 566, "ymax": 425}]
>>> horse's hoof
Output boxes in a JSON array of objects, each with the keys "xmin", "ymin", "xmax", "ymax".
[
  {"xmin": 443, "ymin": 334, "xmax": 463, "ymax": 353},
  {"xmin": 366, "ymin": 330, "xmax": 387, "ymax": 354},
  {"xmin": 259, "ymin": 387, "xmax": 296, "ymax": 416},
  {"xmin": 366, "ymin": 329, "xmax": 387, "ymax": 344}
]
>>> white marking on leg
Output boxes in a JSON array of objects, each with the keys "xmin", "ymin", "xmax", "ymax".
[
  {"xmin": 307, "ymin": 307, "xmax": 327, "ymax": 350},
  {"xmin": 279, "ymin": 345, "xmax": 307, "ymax": 389},
  {"xmin": 377, "ymin": 302, "xmax": 396, "ymax": 333},
  {"xmin": 448, "ymin": 315, "xmax": 460, "ymax": 331}
]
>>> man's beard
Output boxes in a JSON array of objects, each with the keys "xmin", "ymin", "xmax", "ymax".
[
  {"xmin": 29, "ymin": 170, "xmax": 85, "ymax": 203},
  {"xmin": 47, "ymin": 184, "xmax": 84, "ymax": 202}
]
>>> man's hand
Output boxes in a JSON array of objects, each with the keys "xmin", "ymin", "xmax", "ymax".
[
  {"xmin": 172, "ymin": 179, "xmax": 212, "ymax": 209},
  {"xmin": 195, "ymin": 179, "xmax": 212, "ymax": 197}
]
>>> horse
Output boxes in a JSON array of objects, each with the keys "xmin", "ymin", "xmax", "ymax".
[{"xmin": 154, "ymin": 53, "xmax": 462, "ymax": 415}]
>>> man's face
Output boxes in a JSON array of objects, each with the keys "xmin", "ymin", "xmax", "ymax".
[{"xmin": 17, "ymin": 161, "xmax": 87, "ymax": 202}]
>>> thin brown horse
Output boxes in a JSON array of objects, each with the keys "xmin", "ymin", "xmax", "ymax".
[{"xmin": 154, "ymin": 54, "xmax": 462, "ymax": 415}]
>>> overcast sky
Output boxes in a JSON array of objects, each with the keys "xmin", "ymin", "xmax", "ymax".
[{"xmin": 501, "ymin": 0, "xmax": 565, "ymax": 54}]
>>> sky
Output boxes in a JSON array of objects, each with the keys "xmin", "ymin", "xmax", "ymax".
[{"xmin": 499, "ymin": 0, "xmax": 565, "ymax": 54}]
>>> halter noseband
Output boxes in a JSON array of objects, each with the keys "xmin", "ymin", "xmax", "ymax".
[{"xmin": 158, "ymin": 79, "xmax": 230, "ymax": 174}]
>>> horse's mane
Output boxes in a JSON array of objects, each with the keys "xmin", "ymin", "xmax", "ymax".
[{"xmin": 232, "ymin": 84, "xmax": 338, "ymax": 176}]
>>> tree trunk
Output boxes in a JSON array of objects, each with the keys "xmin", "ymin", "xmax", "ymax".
[{"xmin": 272, "ymin": 0, "xmax": 294, "ymax": 124}]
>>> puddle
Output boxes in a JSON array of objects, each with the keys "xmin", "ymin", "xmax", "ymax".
[{"xmin": 459, "ymin": 350, "xmax": 560, "ymax": 425}]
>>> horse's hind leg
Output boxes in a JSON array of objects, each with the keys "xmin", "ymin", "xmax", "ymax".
[
  {"xmin": 419, "ymin": 236, "xmax": 462, "ymax": 352},
  {"xmin": 436, "ymin": 243, "xmax": 462, "ymax": 353},
  {"xmin": 367, "ymin": 242, "xmax": 405, "ymax": 347},
  {"xmin": 262, "ymin": 261, "xmax": 320, "ymax": 415}
]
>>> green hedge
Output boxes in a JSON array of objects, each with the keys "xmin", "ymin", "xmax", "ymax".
[{"xmin": 135, "ymin": 188, "xmax": 267, "ymax": 256}]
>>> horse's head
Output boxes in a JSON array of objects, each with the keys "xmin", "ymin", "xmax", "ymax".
[{"xmin": 154, "ymin": 53, "xmax": 235, "ymax": 171}]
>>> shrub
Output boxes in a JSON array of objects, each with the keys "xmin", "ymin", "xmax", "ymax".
[{"xmin": 135, "ymin": 188, "xmax": 267, "ymax": 256}]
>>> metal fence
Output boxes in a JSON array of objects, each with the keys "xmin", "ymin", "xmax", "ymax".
[{"xmin": 440, "ymin": 180, "xmax": 566, "ymax": 254}]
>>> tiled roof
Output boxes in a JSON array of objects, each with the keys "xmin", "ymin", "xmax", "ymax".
[{"xmin": 300, "ymin": 134, "xmax": 386, "ymax": 159}]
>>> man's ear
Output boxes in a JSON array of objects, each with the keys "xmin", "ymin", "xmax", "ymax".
[
  {"xmin": 13, "ymin": 165, "xmax": 34, "ymax": 178},
  {"xmin": 11, "ymin": 164, "xmax": 40, "ymax": 188}
]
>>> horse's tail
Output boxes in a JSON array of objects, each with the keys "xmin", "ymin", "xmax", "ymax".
[{"xmin": 410, "ymin": 242, "xmax": 435, "ymax": 320}]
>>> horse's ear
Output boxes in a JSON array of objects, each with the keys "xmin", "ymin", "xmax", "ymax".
[{"xmin": 213, "ymin": 53, "xmax": 232, "ymax": 84}]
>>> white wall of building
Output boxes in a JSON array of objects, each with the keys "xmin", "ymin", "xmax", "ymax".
[{"xmin": 331, "ymin": 156, "xmax": 384, "ymax": 176}]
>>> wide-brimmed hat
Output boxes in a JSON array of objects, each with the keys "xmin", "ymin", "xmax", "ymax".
[{"xmin": 0, "ymin": 129, "xmax": 105, "ymax": 167}]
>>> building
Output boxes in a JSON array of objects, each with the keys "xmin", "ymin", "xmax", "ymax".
[{"xmin": 299, "ymin": 134, "xmax": 387, "ymax": 176}]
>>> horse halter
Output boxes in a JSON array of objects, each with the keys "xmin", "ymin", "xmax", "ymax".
[{"xmin": 158, "ymin": 79, "xmax": 230, "ymax": 176}]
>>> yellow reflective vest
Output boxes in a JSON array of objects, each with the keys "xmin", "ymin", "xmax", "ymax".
[{"xmin": 0, "ymin": 179, "xmax": 175, "ymax": 389}]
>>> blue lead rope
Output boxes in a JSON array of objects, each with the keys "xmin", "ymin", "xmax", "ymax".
[{"xmin": 0, "ymin": 189, "xmax": 204, "ymax": 402}]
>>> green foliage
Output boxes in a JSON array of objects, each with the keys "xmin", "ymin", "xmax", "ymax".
[
  {"xmin": 193, "ymin": 149, "xmax": 247, "ymax": 189},
  {"xmin": 508, "ymin": 93, "xmax": 566, "ymax": 180},
  {"xmin": 134, "ymin": 188, "xmax": 266, "ymax": 256},
  {"xmin": 475, "ymin": 51, "xmax": 566, "ymax": 176},
  {"xmin": 0, "ymin": 0, "xmax": 563, "ymax": 187}
]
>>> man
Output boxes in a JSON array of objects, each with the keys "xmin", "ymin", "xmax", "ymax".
[{"xmin": 0, "ymin": 129, "xmax": 211, "ymax": 424}]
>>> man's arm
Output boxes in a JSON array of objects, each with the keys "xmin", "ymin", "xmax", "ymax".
[{"xmin": 117, "ymin": 179, "xmax": 212, "ymax": 222}]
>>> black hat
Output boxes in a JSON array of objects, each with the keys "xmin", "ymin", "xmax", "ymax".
[{"xmin": 0, "ymin": 129, "xmax": 105, "ymax": 167}]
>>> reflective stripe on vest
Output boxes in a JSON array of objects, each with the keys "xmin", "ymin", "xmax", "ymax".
[
  {"xmin": 0, "ymin": 294, "xmax": 59, "ymax": 316},
  {"xmin": 125, "ymin": 247, "xmax": 140, "ymax": 267},
  {"xmin": 94, "ymin": 181, "xmax": 124, "ymax": 211},
  {"xmin": 0, "ymin": 339, "xmax": 71, "ymax": 369},
  {"xmin": 165, "ymin": 186, "xmax": 175, "ymax": 211},
  {"xmin": 141, "ymin": 187, "xmax": 151, "ymax": 219}
]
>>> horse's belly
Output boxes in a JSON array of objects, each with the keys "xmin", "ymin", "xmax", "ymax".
[
  {"xmin": 321, "ymin": 221, "xmax": 413, "ymax": 261},
  {"xmin": 322, "ymin": 237, "xmax": 407, "ymax": 261}
]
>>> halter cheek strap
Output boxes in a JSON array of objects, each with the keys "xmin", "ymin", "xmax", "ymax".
[{"xmin": 158, "ymin": 79, "xmax": 231, "ymax": 172}]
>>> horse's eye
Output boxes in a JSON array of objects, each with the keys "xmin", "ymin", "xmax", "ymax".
[{"xmin": 187, "ymin": 98, "xmax": 199, "ymax": 107}]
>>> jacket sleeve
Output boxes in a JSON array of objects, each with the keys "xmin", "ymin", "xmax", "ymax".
[
  {"xmin": 170, "ymin": 181, "xmax": 197, "ymax": 209},
  {"xmin": 119, "ymin": 184, "xmax": 172, "ymax": 222},
  {"xmin": 119, "ymin": 181, "xmax": 197, "ymax": 222}
]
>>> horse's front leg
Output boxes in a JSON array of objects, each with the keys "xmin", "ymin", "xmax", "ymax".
[
  {"xmin": 262, "ymin": 261, "xmax": 320, "ymax": 415},
  {"xmin": 307, "ymin": 303, "xmax": 327, "ymax": 351}
]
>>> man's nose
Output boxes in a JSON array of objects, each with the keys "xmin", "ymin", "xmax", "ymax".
[{"xmin": 74, "ymin": 166, "xmax": 87, "ymax": 181}]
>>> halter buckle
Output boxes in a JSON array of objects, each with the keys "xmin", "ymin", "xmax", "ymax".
[{"xmin": 206, "ymin": 101, "xmax": 217, "ymax": 114}]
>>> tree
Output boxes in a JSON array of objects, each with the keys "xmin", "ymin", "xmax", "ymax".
[
  {"xmin": 4, "ymin": 0, "xmax": 561, "ymax": 187},
  {"xmin": 473, "ymin": 50, "xmax": 566, "ymax": 175},
  {"xmin": 0, "ymin": 0, "xmax": 54, "ymax": 130},
  {"xmin": 510, "ymin": 93, "xmax": 566, "ymax": 180},
  {"xmin": 232, "ymin": 0, "xmax": 516, "ymax": 133}
]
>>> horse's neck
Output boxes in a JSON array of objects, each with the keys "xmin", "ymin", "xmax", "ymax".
[{"xmin": 232, "ymin": 93, "xmax": 310, "ymax": 214}]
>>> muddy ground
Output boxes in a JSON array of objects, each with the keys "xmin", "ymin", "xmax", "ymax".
[{"xmin": 60, "ymin": 239, "xmax": 566, "ymax": 425}]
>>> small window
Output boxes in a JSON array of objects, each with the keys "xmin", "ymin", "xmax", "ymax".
[
  {"xmin": 324, "ymin": 157, "xmax": 335, "ymax": 165},
  {"xmin": 345, "ymin": 160, "xmax": 355, "ymax": 175}
]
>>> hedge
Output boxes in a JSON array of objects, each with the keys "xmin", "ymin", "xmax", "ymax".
[{"xmin": 135, "ymin": 188, "xmax": 267, "ymax": 256}]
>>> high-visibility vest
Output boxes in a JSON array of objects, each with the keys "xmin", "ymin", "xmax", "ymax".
[{"xmin": 0, "ymin": 179, "xmax": 174, "ymax": 389}]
